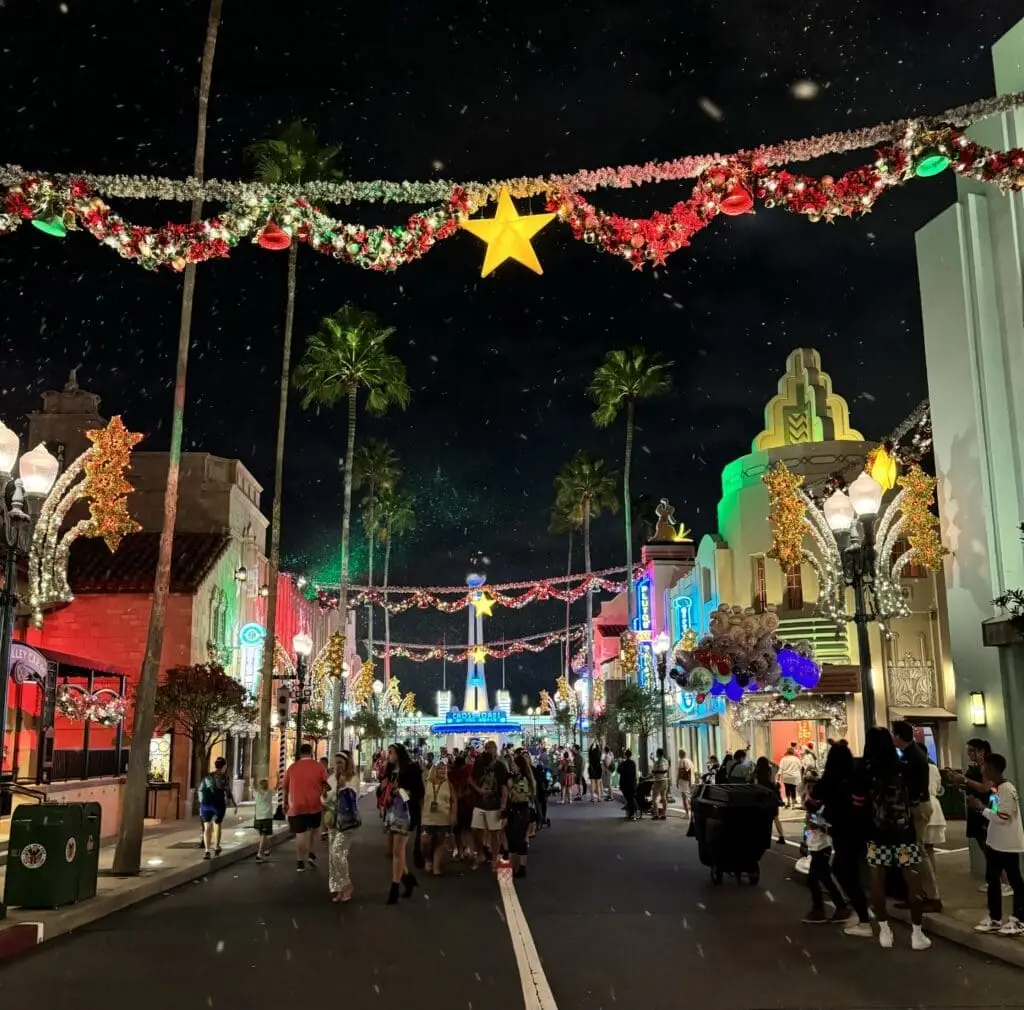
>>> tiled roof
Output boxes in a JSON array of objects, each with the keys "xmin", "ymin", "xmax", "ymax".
[
  {"xmin": 68, "ymin": 532, "xmax": 231, "ymax": 594},
  {"xmin": 596, "ymin": 624, "xmax": 628, "ymax": 637}
]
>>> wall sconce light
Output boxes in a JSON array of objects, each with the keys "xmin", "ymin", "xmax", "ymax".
[
  {"xmin": 259, "ymin": 584, "xmax": 270, "ymax": 598},
  {"xmin": 970, "ymin": 691, "xmax": 987, "ymax": 727},
  {"xmin": 233, "ymin": 566, "xmax": 248, "ymax": 584}
]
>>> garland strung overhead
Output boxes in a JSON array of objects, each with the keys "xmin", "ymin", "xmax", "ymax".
[
  {"xmin": 4, "ymin": 124, "xmax": 1024, "ymax": 273},
  {"xmin": 369, "ymin": 626, "xmax": 583, "ymax": 663},
  {"xmin": 1, "ymin": 91, "xmax": 1018, "ymax": 206}
]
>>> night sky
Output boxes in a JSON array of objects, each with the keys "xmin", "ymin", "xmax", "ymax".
[{"xmin": 1, "ymin": 1, "xmax": 1020, "ymax": 705}]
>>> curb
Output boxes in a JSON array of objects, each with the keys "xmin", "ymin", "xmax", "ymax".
[
  {"xmin": 0, "ymin": 829, "xmax": 293, "ymax": 961},
  {"xmin": 886, "ymin": 905, "xmax": 1024, "ymax": 969}
]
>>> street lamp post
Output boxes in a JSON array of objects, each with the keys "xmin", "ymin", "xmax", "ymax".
[
  {"xmin": 292, "ymin": 632, "xmax": 313, "ymax": 760},
  {"xmin": 372, "ymin": 677, "xmax": 384, "ymax": 751},
  {"xmin": 822, "ymin": 472, "xmax": 884, "ymax": 733},
  {"xmin": 0, "ymin": 425, "xmax": 60, "ymax": 791},
  {"xmin": 653, "ymin": 631, "xmax": 673, "ymax": 801}
]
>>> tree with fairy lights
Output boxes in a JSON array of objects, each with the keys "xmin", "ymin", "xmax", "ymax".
[
  {"xmin": 294, "ymin": 305, "xmax": 410, "ymax": 751},
  {"xmin": 588, "ymin": 348, "xmax": 673, "ymax": 622},
  {"xmin": 245, "ymin": 123, "xmax": 345, "ymax": 784},
  {"xmin": 114, "ymin": 0, "xmax": 224, "ymax": 876}
]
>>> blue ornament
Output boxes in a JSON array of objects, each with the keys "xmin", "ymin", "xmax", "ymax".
[{"xmin": 724, "ymin": 678, "xmax": 744, "ymax": 703}]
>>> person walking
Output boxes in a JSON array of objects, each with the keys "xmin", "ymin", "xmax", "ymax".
[
  {"xmin": 802, "ymin": 779, "xmax": 852, "ymax": 924},
  {"xmin": 282, "ymin": 744, "xmax": 328, "ymax": 873},
  {"xmin": 601, "ymin": 746, "xmax": 615, "ymax": 801},
  {"xmin": 420, "ymin": 759, "xmax": 457, "ymax": 876},
  {"xmin": 892, "ymin": 721, "xmax": 942, "ymax": 912},
  {"xmin": 325, "ymin": 751, "xmax": 358, "ymax": 902},
  {"xmin": 588, "ymin": 743, "xmax": 603, "ymax": 803},
  {"xmin": 470, "ymin": 741, "xmax": 509, "ymax": 870},
  {"xmin": 572, "ymin": 745, "xmax": 585, "ymax": 801},
  {"xmin": 198, "ymin": 756, "xmax": 237, "ymax": 859},
  {"xmin": 651, "ymin": 747, "xmax": 670, "ymax": 819},
  {"xmin": 754, "ymin": 757, "xmax": 786, "ymax": 845},
  {"xmin": 970, "ymin": 752, "xmax": 1024, "ymax": 935},
  {"xmin": 676, "ymin": 749, "xmax": 695, "ymax": 817},
  {"xmin": 252, "ymin": 777, "xmax": 275, "ymax": 862},
  {"xmin": 505, "ymin": 753, "xmax": 535, "ymax": 879},
  {"xmin": 383, "ymin": 743, "xmax": 421, "ymax": 904},
  {"xmin": 618, "ymin": 749, "xmax": 638, "ymax": 821},
  {"xmin": 559, "ymin": 749, "xmax": 574, "ymax": 805},
  {"xmin": 854, "ymin": 727, "xmax": 930, "ymax": 950},
  {"xmin": 779, "ymin": 747, "xmax": 803, "ymax": 809}
]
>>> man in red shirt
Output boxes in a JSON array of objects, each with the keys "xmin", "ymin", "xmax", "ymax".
[{"xmin": 282, "ymin": 743, "xmax": 328, "ymax": 872}]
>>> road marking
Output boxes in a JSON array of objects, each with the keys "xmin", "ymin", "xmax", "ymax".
[{"xmin": 497, "ymin": 866, "xmax": 558, "ymax": 1010}]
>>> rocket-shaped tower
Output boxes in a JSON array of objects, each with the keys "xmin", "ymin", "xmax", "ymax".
[{"xmin": 463, "ymin": 569, "xmax": 490, "ymax": 712}]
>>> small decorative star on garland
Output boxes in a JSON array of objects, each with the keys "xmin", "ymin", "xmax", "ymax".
[{"xmin": 459, "ymin": 187, "xmax": 554, "ymax": 276}]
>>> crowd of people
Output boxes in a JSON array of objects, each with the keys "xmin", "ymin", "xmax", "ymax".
[{"xmin": 272, "ymin": 739, "xmax": 552, "ymax": 905}]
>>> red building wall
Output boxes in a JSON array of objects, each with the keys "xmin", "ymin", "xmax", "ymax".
[{"xmin": 272, "ymin": 572, "xmax": 316, "ymax": 666}]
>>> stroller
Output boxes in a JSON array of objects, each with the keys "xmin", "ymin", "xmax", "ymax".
[{"xmin": 634, "ymin": 777, "xmax": 655, "ymax": 818}]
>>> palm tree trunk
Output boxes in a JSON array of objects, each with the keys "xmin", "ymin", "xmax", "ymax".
[
  {"xmin": 256, "ymin": 240, "xmax": 298, "ymax": 782},
  {"xmin": 366, "ymin": 495, "xmax": 375, "ymax": 661},
  {"xmin": 584, "ymin": 503, "xmax": 594, "ymax": 737},
  {"xmin": 383, "ymin": 532, "xmax": 392, "ymax": 685},
  {"xmin": 624, "ymin": 397, "xmax": 636, "ymax": 622},
  {"xmin": 113, "ymin": 0, "xmax": 222, "ymax": 875},
  {"xmin": 331, "ymin": 388, "xmax": 358, "ymax": 752},
  {"xmin": 563, "ymin": 529, "xmax": 573, "ymax": 677}
]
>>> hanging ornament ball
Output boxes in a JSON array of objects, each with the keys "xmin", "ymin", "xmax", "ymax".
[
  {"xmin": 258, "ymin": 221, "xmax": 292, "ymax": 251},
  {"xmin": 695, "ymin": 692, "xmax": 707, "ymax": 705},
  {"xmin": 779, "ymin": 676, "xmax": 800, "ymax": 701},
  {"xmin": 32, "ymin": 216, "xmax": 68, "ymax": 238},
  {"xmin": 724, "ymin": 678, "xmax": 744, "ymax": 703},
  {"xmin": 915, "ymin": 149, "xmax": 951, "ymax": 178},
  {"xmin": 777, "ymin": 647, "xmax": 800, "ymax": 676},
  {"xmin": 670, "ymin": 666, "xmax": 690, "ymax": 688},
  {"xmin": 689, "ymin": 666, "xmax": 714, "ymax": 694},
  {"xmin": 735, "ymin": 671, "xmax": 751, "ymax": 689},
  {"xmin": 709, "ymin": 679, "xmax": 726, "ymax": 696},
  {"xmin": 719, "ymin": 184, "xmax": 754, "ymax": 216},
  {"xmin": 714, "ymin": 666, "xmax": 733, "ymax": 686}
]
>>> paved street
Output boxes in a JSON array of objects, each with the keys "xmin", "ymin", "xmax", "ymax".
[{"xmin": 1, "ymin": 799, "xmax": 1022, "ymax": 1009}]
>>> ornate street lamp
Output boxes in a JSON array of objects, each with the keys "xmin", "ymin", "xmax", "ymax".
[{"xmin": 292, "ymin": 632, "xmax": 313, "ymax": 759}]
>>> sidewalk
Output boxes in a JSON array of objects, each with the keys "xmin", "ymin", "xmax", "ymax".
[{"xmin": 0, "ymin": 804, "xmax": 290, "ymax": 960}]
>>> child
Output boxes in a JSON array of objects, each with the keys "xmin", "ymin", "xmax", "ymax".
[
  {"xmin": 253, "ymin": 778, "xmax": 275, "ymax": 861},
  {"xmin": 970, "ymin": 753, "xmax": 1024, "ymax": 935},
  {"xmin": 802, "ymin": 785, "xmax": 851, "ymax": 924}
]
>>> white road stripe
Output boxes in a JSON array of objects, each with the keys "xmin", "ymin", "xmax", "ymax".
[{"xmin": 497, "ymin": 866, "xmax": 558, "ymax": 1010}]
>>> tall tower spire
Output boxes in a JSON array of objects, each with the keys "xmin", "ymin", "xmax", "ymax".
[{"xmin": 463, "ymin": 568, "xmax": 490, "ymax": 712}]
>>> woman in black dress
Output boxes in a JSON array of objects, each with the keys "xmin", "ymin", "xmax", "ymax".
[{"xmin": 588, "ymin": 743, "xmax": 604, "ymax": 803}]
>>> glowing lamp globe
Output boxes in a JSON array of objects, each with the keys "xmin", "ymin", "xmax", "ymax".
[
  {"xmin": 915, "ymin": 150, "xmax": 951, "ymax": 178},
  {"xmin": 653, "ymin": 631, "xmax": 671, "ymax": 656},
  {"xmin": 848, "ymin": 472, "xmax": 884, "ymax": 518},
  {"xmin": 257, "ymin": 221, "xmax": 291, "ymax": 251},
  {"xmin": 372, "ymin": 679, "xmax": 385, "ymax": 695},
  {"xmin": 0, "ymin": 420, "xmax": 19, "ymax": 477},
  {"xmin": 465, "ymin": 571, "xmax": 487, "ymax": 588},
  {"xmin": 31, "ymin": 216, "xmax": 68, "ymax": 238},
  {"xmin": 18, "ymin": 442, "xmax": 59, "ymax": 497},
  {"xmin": 823, "ymin": 490, "xmax": 855, "ymax": 532},
  {"xmin": 293, "ymin": 632, "xmax": 314, "ymax": 657},
  {"xmin": 719, "ymin": 184, "xmax": 754, "ymax": 216}
]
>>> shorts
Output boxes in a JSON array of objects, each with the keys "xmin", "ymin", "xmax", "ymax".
[
  {"xmin": 200, "ymin": 803, "xmax": 226, "ymax": 825},
  {"xmin": 287, "ymin": 811, "xmax": 322, "ymax": 834},
  {"xmin": 253, "ymin": 817, "xmax": 274, "ymax": 836},
  {"xmin": 471, "ymin": 808, "xmax": 503, "ymax": 832},
  {"xmin": 866, "ymin": 840, "xmax": 922, "ymax": 868},
  {"xmin": 421, "ymin": 824, "xmax": 449, "ymax": 837}
]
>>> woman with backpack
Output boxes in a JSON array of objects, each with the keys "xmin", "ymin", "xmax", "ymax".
[
  {"xmin": 504, "ymin": 752, "xmax": 536, "ymax": 879},
  {"xmin": 382, "ymin": 743, "xmax": 423, "ymax": 905},
  {"xmin": 854, "ymin": 727, "xmax": 930, "ymax": 950},
  {"xmin": 325, "ymin": 751, "xmax": 359, "ymax": 903}
]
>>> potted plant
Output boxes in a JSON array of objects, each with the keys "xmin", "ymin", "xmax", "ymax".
[{"xmin": 983, "ymin": 523, "xmax": 1024, "ymax": 648}]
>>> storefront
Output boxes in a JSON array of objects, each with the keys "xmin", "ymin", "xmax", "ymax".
[
  {"xmin": 671, "ymin": 694, "xmax": 726, "ymax": 775},
  {"xmin": 731, "ymin": 694, "xmax": 851, "ymax": 766}
]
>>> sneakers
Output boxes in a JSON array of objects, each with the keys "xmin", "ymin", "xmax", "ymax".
[
  {"xmin": 802, "ymin": 908, "xmax": 829, "ymax": 923},
  {"xmin": 974, "ymin": 916, "xmax": 1003, "ymax": 933},
  {"xmin": 911, "ymin": 926, "xmax": 932, "ymax": 951},
  {"xmin": 878, "ymin": 922, "xmax": 894, "ymax": 949},
  {"xmin": 307, "ymin": 852, "xmax": 317, "ymax": 866},
  {"xmin": 202, "ymin": 850, "xmax": 211, "ymax": 861},
  {"xmin": 998, "ymin": 916, "xmax": 1024, "ymax": 936},
  {"xmin": 843, "ymin": 921, "xmax": 874, "ymax": 938},
  {"xmin": 830, "ymin": 906, "xmax": 853, "ymax": 923},
  {"xmin": 296, "ymin": 859, "xmax": 306, "ymax": 872},
  {"xmin": 977, "ymin": 882, "xmax": 1015, "ymax": 897}
]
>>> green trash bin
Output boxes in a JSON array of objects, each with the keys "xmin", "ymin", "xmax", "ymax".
[{"xmin": 3, "ymin": 803, "xmax": 102, "ymax": 910}]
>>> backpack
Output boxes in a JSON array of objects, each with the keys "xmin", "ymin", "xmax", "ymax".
[
  {"xmin": 508, "ymin": 773, "xmax": 533, "ymax": 805},
  {"xmin": 198, "ymin": 775, "xmax": 217, "ymax": 806},
  {"xmin": 680, "ymin": 761, "xmax": 693, "ymax": 783},
  {"xmin": 871, "ymin": 772, "xmax": 912, "ymax": 834},
  {"xmin": 337, "ymin": 787, "xmax": 362, "ymax": 832}
]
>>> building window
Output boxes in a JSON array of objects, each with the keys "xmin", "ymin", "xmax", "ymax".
[
  {"xmin": 753, "ymin": 556, "xmax": 767, "ymax": 613},
  {"xmin": 701, "ymin": 567, "xmax": 712, "ymax": 603},
  {"xmin": 893, "ymin": 538, "xmax": 925, "ymax": 579},
  {"xmin": 785, "ymin": 564, "xmax": 804, "ymax": 611}
]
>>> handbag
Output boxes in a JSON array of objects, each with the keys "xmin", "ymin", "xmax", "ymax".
[{"xmin": 337, "ymin": 787, "xmax": 362, "ymax": 832}]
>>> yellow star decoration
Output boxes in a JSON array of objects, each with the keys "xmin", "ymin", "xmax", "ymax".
[
  {"xmin": 472, "ymin": 592, "xmax": 496, "ymax": 618},
  {"xmin": 470, "ymin": 646, "xmax": 487, "ymax": 664},
  {"xmin": 83, "ymin": 416, "xmax": 143, "ymax": 551},
  {"xmin": 460, "ymin": 187, "xmax": 555, "ymax": 277},
  {"xmin": 868, "ymin": 444, "xmax": 898, "ymax": 492}
]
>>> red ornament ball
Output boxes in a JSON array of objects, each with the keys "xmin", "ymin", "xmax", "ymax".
[
  {"xmin": 258, "ymin": 221, "xmax": 291, "ymax": 251},
  {"xmin": 719, "ymin": 184, "xmax": 754, "ymax": 216}
]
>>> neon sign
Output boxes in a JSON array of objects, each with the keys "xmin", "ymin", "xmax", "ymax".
[
  {"xmin": 445, "ymin": 709, "xmax": 508, "ymax": 725},
  {"xmin": 238, "ymin": 623, "xmax": 267, "ymax": 647},
  {"xmin": 633, "ymin": 575, "xmax": 653, "ymax": 643}
]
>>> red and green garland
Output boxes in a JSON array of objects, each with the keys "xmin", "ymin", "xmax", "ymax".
[{"xmin": 3, "ymin": 125, "xmax": 1022, "ymax": 273}]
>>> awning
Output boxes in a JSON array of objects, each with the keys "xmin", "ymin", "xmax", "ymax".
[
  {"xmin": 672, "ymin": 713, "xmax": 720, "ymax": 728},
  {"xmin": 35, "ymin": 647, "xmax": 132, "ymax": 679},
  {"xmin": 889, "ymin": 706, "xmax": 957, "ymax": 721}
]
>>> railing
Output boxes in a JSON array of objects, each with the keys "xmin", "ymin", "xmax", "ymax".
[{"xmin": 51, "ymin": 748, "xmax": 130, "ymax": 782}]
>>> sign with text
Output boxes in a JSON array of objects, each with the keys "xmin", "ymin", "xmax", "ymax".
[
  {"xmin": 633, "ymin": 575, "xmax": 652, "ymax": 636},
  {"xmin": 445, "ymin": 709, "xmax": 508, "ymax": 726}
]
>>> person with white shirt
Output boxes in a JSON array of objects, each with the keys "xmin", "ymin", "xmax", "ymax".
[
  {"xmin": 970, "ymin": 753, "xmax": 1024, "ymax": 936},
  {"xmin": 778, "ymin": 748, "xmax": 803, "ymax": 808}
]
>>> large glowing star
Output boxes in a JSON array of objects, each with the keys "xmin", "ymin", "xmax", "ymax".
[
  {"xmin": 460, "ymin": 188, "xmax": 555, "ymax": 277},
  {"xmin": 472, "ymin": 592, "xmax": 496, "ymax": 618},
  {"xmin": 470, "ymin": 646, "xmax": 487, "ymax": 664}
]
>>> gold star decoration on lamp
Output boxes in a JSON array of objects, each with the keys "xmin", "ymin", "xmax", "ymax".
[
  {"xmin": 470, "ymin": 646, "xmax": 487, "ymax": 664},
  {"xmin": 472, "ymin": 592, "xmax": 496, "ymax": 617},
  {"xmin": 460, "ymin": 187, "xmax": 555, "ymax": 277}
]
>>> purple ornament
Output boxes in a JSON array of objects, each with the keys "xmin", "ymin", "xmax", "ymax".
[
  {"xmin": 724, "ymin": 678, "xmax": 744, "ymax": 703},
  {"xmin": 709, "ymin": 679, "xmax": 725, "ymax": 696},
  {"xmin": 777, "ymin": 648, "xmax": 800, "ymax": 677}
]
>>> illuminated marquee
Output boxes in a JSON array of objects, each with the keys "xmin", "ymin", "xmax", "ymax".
[
  {"xmin": 237, "ymin": 622, "xmax": 266, "ymax": 695},
  {"xmin": 430, "ymin": 707, "xmax": 522, "ymax": 736},
  {"xmin": 633, "ymin": 575, "xmax": 653, "ymax": 640},
  {"xmin": 446, "ymin": 709, "xmax": 508, "ymax": 725}
]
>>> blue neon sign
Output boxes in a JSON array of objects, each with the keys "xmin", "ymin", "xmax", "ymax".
[{"xmin": 633, "ymin": 576, "xmax": 652, "ymax": 633}]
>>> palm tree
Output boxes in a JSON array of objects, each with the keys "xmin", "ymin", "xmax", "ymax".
[
  {"xmin": 588, "ymin": 348, "xmax": 673, "ymax": 622},
  {"xmin": 375, "ymin": 488, "xmax": 416, "ymax": 684},
  {"xmin": 353, "ymin": 439, "xmax": 400, "ymax": 661},
  {"xmin": 553, "ymin": 452, "xmax": 618, "ymax": 709},
  {"xmin": 245, "ymin": 122, "xmax": 343, "ymax": 782},
  {"xmin": 294, "ymin": 306, "xmax": 409, "ymax": 751},
  {"xmin": 113, "ymin": 0, "xmax": 223, "ymax": 876},
  {"xmin": 549, "ymin": 498, "xmax": 580, "ymax": 680}
]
